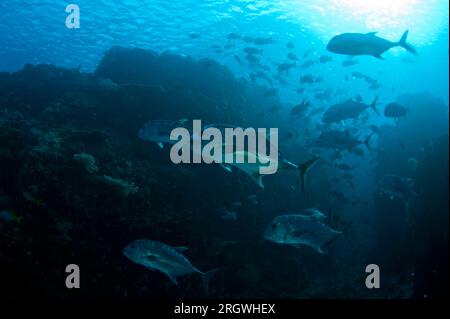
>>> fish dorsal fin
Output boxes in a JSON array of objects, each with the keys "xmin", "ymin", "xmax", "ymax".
[
  {"xmin": 174, "ymin": 246, "xmax": 188, "ymax": 252},
  {"xmin": 250, "ymin": 173, "xmax": 265, "ymax": 189},
  {"xmin": 310, "ymin": 213, "xmax": 323, "ymax": 221},
  {"xmin": 178, "ymin": 119, "xmax": 189, "ymax": 126},
  {"xmin": 367, "ymin": 32, "xmax": 378, "ymax": 36}
]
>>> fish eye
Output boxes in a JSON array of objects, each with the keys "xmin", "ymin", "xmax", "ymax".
[{"xmin": 271, "ymin": 223, "xmax": 278, "ymax": 230}]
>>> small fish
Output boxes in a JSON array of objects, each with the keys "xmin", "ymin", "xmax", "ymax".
[
  {"xmin": 284, "ymin": 131, "xmax": 296, "ymax": 140},
  {"xmin": 268, "ymin": 104, "xmax": 282, "ymax": 113},
  {"xmin": 375, "ymin": 175, "xmax": 418, "ymax": 202},
  {"xmin": 290, "ymin": 99, "xmax": 311, "ymax": 118},
  {"xmin": 384, "ymin": 102, "xmax": 408, "ymax": 118},
  {"xmin": 368, "ymin": 81, "xmax": 381, "ymax": 90},
  {"xmin": 245, "ymin": 54, "xmax": 260, "ymax": 65},
  {"xmin": 314, "ymin": 88, "xmax": 333, "ymax": 101},
  {"xmin": 286, "ymin": 42, "xmax": 295, "ymax": 49},
  {"xmin": 226, "ymin": 33, "xmax": 241, "ymax": 40},
  {"xmin": 302, "ymin": 48, "xmax": 314, "ymax": 59},
  {"xmin": 242, "ymin": 36, "xmax": 255, "ymax": 43},
  {"xmin": 123, "ymin": 240, "xmax": 219, "ymax": 294},
  {"xmin": 264, "ymin": 88, "xmax": 278, "ymax": 97},
  {"xmin": 189, "ymin": 33, "xmax": 200, "ymax": 39},
  {"xmin": 243, "ymin": 47, "xmax": 262, "ymax": 55},
  {"xmin": 351, "ymin": 71, "xmax": 365, "ymax": 79},
  {"xmin": 299, "ymin": 74, "xmax": 315, "ymax": 84},
  {"xmin": 287, "ymin": 53, "xmax": 299, "ymax": 61},
  {"xmin": 277, "ymin": 62, "xmax": 296, "ymax": 73},
  {"xmin": 319, "ymin": 55, "xmax": 333, "ymax": 63},
  {"xmin": 253, "ymin": 37, "xmax": 273, "ymax": 45},
  {"xmin": 342, "ymin": 59, "xmax": 359, "ymax": 67},
  {"xmin": 322, "ymin": 97, "xmax": 379, "ymax": 123},
  {"xmin": 301, "ymin": 60, "xmax": 316, "ymax": 68},
  {"xmin": 310, "ymin": 130, "xmax": 373, "ymax": 153},
  {"xmin": 220, "ymin": 208, "xmax": 238, "ymax": 220},
  {"xmin": 264, "ymin": 214, "xmax": 348, "ymax": 254}
]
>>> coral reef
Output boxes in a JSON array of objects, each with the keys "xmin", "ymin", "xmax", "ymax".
[{"xmin": 0, "ymin": 48, "xmax": 446, "ymax": 299}]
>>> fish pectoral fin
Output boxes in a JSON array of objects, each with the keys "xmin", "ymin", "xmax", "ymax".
[
  {"xmin": 167, "ymin": 274, "xmax": 179, "ymax": 286},
  {"xmin": 157, "ymin": 142, "xmax": 164, "ymax": 149},
  {"xmin": 314, "ymin": 245, "xmax": 325, "ymax": 254},
  {"xmin": 220, "ymin": 164, "xmax": 233, "ymax": 172},
  {"xmin": 374, "ymin": 53, "xmax": 384, "ymax": 60},
  {"xmin": 174, "ymin": 246, "xmax": 188, "ymax": 252},
  {"xmin": 250, "ymin": 173, "xmax": 265, "ymax": 189},
  {"xmin": 289, "ymin": 244, "xmax": 302, "ymax": 249}
]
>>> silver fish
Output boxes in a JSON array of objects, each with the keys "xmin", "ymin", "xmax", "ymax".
[
  {"xmin": 311, "ymin": 130, "xmax": 373, "ymax": 153},
  {"xmin": 327, "ymin": 30, "xmax": 417, "ymax": 59},
  {"xmin": 375, "ymin": 174, "xmax": 418, "ymax": 202},
  {"xmin": 123, "ymin": 239, "xmax": 219, "ymax": 293},
  {"xmin": 264, "ymin": 214, "xmax": 344, "ymax": 254},
  {"xmin": 138, "ymin": 119, "xmax": 190, "ymax": 149},
  {"xmin": 322, "ymin": 97, "xmax": 379, "ymax": 123}
]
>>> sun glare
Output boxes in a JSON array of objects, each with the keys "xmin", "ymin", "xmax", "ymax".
[
  {"xmin": 332, "ymin": 0, "xmax": 418, "ymax": 16},
  {"xmin": 289, "ymin": 0, "xmax": 449, "ymax": 46}
]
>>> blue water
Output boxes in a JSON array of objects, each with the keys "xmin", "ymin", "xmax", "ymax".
[
  {"xmin": 0, "ymin": 0, "xmax": 448, "ymax": 299},
  {"xmin": 1, "ymin": 1, "xmax": 448, "ymax": 102}
]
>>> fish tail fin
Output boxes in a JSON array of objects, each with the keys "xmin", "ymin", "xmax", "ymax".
[
  {"xmin": 398, "ymin": 30, "xmax": 418, "ymax": 55},
  {"xmin": 362, "ymin": 134, "xmax": 373, "ymax": 153},
  {"xmin": 370, "ymin": 96, "xmax": 379, "ymax": 115},
  {"xmin": 297, "ymin": 157, "xmax": 320, "ymax": 197},
  {"xmin": 201, "ymin": 268, "xmax": 221, "ymax": 295}
]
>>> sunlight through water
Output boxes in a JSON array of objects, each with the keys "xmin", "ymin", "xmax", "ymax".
[{"xmin": 284, "ymin": 0, "xmax": 449, "ymax": 46}]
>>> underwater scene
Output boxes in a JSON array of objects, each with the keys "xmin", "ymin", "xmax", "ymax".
[{"xmin": 0, "ymin": 0, "xmax": 449, "ymax": 301}]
